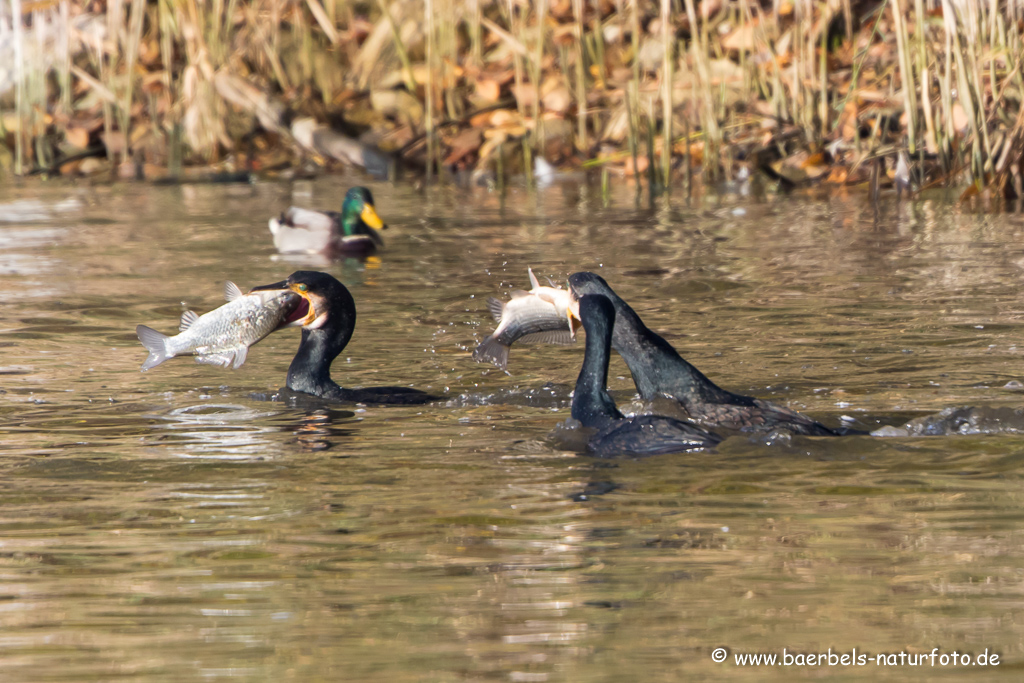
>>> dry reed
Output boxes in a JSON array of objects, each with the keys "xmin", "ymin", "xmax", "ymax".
[{"xmin": 0, "ymin": 0, "xmax": 1021, "ymax": 200}]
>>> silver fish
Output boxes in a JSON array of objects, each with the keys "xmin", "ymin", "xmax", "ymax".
[
  {"xmin": 473, "ymin": 267, "xmax": 580, "ymax": 370},
  {"xmin": 136, "ymin": 281, "xmax": 306, "ymax": 371}
]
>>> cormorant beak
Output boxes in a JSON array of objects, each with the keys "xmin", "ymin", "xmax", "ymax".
[
  {"xmin": 566, "ymin": 297, "xmax": 582, "ymax": 339},
  {"xmin": 250, "ymin": 280, "xmax": 317, "ymax": 328}
]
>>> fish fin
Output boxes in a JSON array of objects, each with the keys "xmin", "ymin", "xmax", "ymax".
[
  {"xmin": 486, "ymin": 297, "xmax": 504, "ymax": 323},
  {"xmin": 472, "ymin": 336, "xmax": 510, "ymax": 371},
  {"xmin": 195, "ymin": 353, "xmax": 234, "ymax": 368},
  {"xmin": 178, "ymin": 310, "xmax": 199, "ymax": 332},
  {"xmin": 516, "ymin": 330, "xmax": 576, "ymax": 345},
  {"xmin": 231, "ymin": 346, "xmax": 249, "ymax": 369},
  {"xmin": 545, "ymin": 276, "xmax": 558, "ymax": 288},
  {"xmin": 533, "ymin": 289, "xmax": 558, "ymax": 305},
  {"xmin": 509, "ymin": 289, "xmax": 530, "ymax": 298},
  {"xmin": 136, "ymin": 325, "xmax": 171, "ymax": 371},
  {"xmin": 224, "ymin": 281, "xmax": 244, "ymax": 302},
  {"xmin": 528, "ymin": 267, "xmax": 540, "ymax": 290}
]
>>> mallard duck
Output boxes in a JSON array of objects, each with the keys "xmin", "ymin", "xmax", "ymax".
[
  {"xmin": 567, "ymin": 272, "xmax": 851, "ymax": 436},
  {"xmin": 269, "ymin": 187, "xmax": 386, "ymax": 258},
  {"xmin": 568, "ymin": 293, "xmax": 721, "ymax": 456},
  {"xmin": 249, "ymin": 271, "xmax": 435, "ymax": 404}
]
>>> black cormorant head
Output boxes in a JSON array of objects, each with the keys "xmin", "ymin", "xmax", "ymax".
[
  {"xmin": 566, "ymin": 272, "xmax": 616, "ymax": 327},
  {"xmin": 568, "ymin": 272, "xmax": 614, "ymax": 299},
  {"xmin": 250, "ymin": 270, "xmax": 355, "ymax": 334},
  {"xmin": 250, "ymin": 271, "xmax": 358, "ymax": 396}
]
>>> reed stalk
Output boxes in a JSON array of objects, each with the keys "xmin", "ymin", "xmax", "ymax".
[
  {"xmin": 573, "ymin": 0, "xmax": 587, "ymax": 151},
  {"xmin": 376, "ymin": 0, "xmax": 417, "ymax": 92},
  {"xmin": 425, "ymin": 0, "xmax": 435, "ymax": 182},
  {"xmin": 892, "ymin": 0, "xmax": 917, "ymax": 154},
  {"xmin": 7, "ymin": 0, "xmax": 1024, "ymax": 196},
  {"xmin": 13, "ymin": 0, "xmax": 25, "ymax": 174},
  {"xmin": 533, "ymin": 0, "xmax": 547, "ymax": 154},
  {"xmin": 660, "ymin": 0, "xmax": 672, "ymax": 189}
]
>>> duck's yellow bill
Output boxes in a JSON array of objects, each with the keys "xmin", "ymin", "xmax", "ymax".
[{"xmin": 361, "ymin": 204, "xmax": 385, "ymax": 230}]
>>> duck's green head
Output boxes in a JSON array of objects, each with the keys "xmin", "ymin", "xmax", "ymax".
[{"xmin": 341, "ymin": 187, "xmax": 387, "ymax": 242}]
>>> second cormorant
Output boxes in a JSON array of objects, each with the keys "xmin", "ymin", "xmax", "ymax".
[
  {"xmin": 567, "ymin": 272, "xmax": 844, "ymax": 436},
  {"xmin": 569, "ymin": 293, "xmax": 721, "ymax": 456}
]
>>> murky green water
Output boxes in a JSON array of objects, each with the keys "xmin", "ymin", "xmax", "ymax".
[{"xmin": 2, "ymin": 177, "xmax": 1024, "ymax": 681}]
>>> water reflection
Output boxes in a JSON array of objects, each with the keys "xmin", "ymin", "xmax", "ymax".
[
  {"xmin": 147, "ymin": 402, "xmax": 359, "ymax": 458},
  {"xmin": 4, "ymin": 181, "xmax": 1024, "ymax": 678}
]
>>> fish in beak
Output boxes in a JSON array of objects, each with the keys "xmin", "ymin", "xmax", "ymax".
[{"xmin": 250, "ymin": 280, "xmax": 316, "ymax": 328}]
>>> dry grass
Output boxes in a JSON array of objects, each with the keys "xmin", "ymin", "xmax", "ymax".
[{"xmin": 1, "ymin": 0, "xmax": 1023, "ymax": 200}]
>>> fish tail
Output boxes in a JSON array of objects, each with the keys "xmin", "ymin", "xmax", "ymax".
[
  {"xmin": 136, "ymin": 325, "xmax": 172, "ymax": 371},
  {"xmin": 473, "ymin": 336, "xmax": 510, "ymax": 371}
]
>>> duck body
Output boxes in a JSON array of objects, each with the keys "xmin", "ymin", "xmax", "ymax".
[
  {"xmin": 251, "ymin": 271, "xmax": 436, "ymax": 405},
  {"xmin": 568, "ymin": 272, "xmax": 841, "ymax": 436},
  {"xmin": 269, "ymin": 187, "xmax": 386, "ymax": 258},
  {"xmin": 571, "ymin": 294, "xmax": 721, "ymax": 457}
]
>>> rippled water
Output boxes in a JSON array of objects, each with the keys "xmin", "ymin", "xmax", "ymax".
[{"xmin": 2, "ymin": 177, "xmax": 1024, "ymax": 680}]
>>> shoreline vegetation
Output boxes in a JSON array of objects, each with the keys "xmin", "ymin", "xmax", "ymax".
[{"xmin": 2, "ymin": 0, "xmax": 1023, "ymax": 202}]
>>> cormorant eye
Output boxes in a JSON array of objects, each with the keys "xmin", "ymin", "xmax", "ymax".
[{"xmin": 297, "ymin": 283, "xmax": 308, "ymax": 293}]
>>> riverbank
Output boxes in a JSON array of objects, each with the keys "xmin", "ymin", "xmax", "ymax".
[{"xmin": 1, "ymin": 0, "xmax": 1021, "ymax": 201}]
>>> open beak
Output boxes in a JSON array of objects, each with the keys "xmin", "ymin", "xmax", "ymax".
[
  {"xmin": 566, "ymin": 298, "xmax": 582, "ymax": 339},
  {"xmin": 250, "ymin": 280, "xmax": 316, "ymax": 328}
]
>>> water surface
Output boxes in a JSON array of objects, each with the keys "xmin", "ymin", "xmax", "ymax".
[{"xmin": 1, "ymin": 178, "xmax": 1023, "ymax": 680}]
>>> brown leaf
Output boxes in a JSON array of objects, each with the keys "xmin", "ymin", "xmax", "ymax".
[
  {"xmin": 65, "ymin": 127, "xmax": 90, "ymax": 150},
  {"xmin": 825, "ymin": 167, "xmax": 848, "ymax": 184},
  {"xmin": 722, "ymin": 21, "xmax": 759, "ymax": 52},
  {"xmin": 951, "ymin": 102, "xmax": 970, "ymax": 136},
  {"xmin": 838, "ymin": 101, "xmax": 858, "ymax": 141},
  {"xmin": 490, "ymin": 109, "xmax": 521, "ymax": 128},
  {"xmin": 475, "ymin": 79, "xmax": 501, "ymax": 103},
  {"xmin": 443, "ymin": 128, "xmax": 482, "ymax": 166},
  {"xmin": 370, "ymin": 89, "xmax": 423, "ymax": 128},
  {"xmin": 511, "ymin": 82, "xmax": 537, "ymax": 109},
  {"xmin": 102, "ymin": 131, "xmax": 127, "ymax": 157},
  {"xmin": 622, "ymin": 155, "xmax": 648, "ymax": 176},
  {"xmin": 542, "ymin": 84, "xmax": 571, "ymax": 114}
]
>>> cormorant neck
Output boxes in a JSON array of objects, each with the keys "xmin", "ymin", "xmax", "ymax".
[
  {"xmin": 286, "ymin": 317, "xmax": 354, "ymax": 399},
  {"xmin": 572, "ymin": 304, "xmax": 624, "ymax": 428},
  {"xmin": 609, "ymin": 297, "xmax": 738, "ymax": 405}
]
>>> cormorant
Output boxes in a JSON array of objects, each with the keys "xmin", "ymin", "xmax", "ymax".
[
  {"xmin": 568, "ymin": 272, "xmax": 843, "ymax": 435},
  {"xmin": 251, "ymin": 271, "xmax": 436, "ymax": 404},
  {"xmin": 570, "ymin": 293, "xmax": 722, "ymax": 456}
]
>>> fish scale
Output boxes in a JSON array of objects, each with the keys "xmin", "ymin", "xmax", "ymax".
[{"xmin": 136, "ymin": 281, "xmax": 302, "ymax": 371}]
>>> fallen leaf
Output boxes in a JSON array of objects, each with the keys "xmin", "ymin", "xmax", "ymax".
[
  {"xmin": 65, "ymin": 127, "xmax": 90, "ymax": 150},
  {"xmin": 951, "ymin": 102, "xmax": 970, "ymax": 136},
  {"xmin": 443, "ymin": 128, "xmax": 483, "ymax": 166},
  {"xmin": 370, "ymin": 89, "xmax": 424, "ymax": 127},
  {"xmin": 722, "ymin": 21, "xmax": 759, "ymax": 52},
  {"xmin": 475, "ymin": 79, "xmax": 501, "ymax": 103},
  {"xmin": 542, "ymin": 84, "xmax": 572, "ymax": 114}
]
